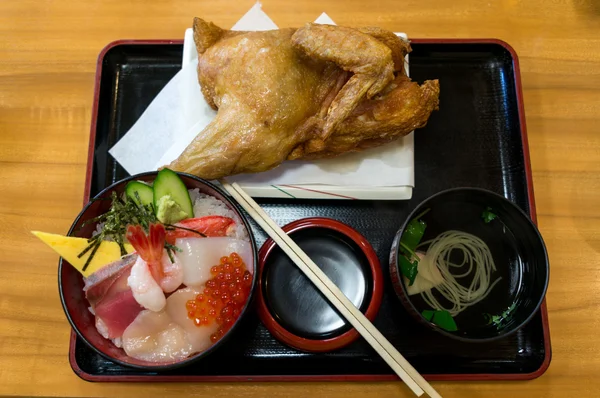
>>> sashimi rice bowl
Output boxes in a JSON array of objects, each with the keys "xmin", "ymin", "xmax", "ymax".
[{"xmin": 46, "ymin": 170, "xmax": 257, "ymax": 369}]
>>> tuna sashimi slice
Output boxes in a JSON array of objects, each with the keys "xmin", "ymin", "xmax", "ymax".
[
  {"xmin": 94, "ymin": 289, "xmax": 143, "ymax": 339},
  {"xmin": 83, "ymin": 253, "xmax": 143, "ymax": 338}
]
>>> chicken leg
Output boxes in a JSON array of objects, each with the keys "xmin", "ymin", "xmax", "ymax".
[
  {"xmin": 291, "ymin": 23, "xmax": 395, "ymax": 140},
  {"xmin": 167, "ymin": 18, "xmax": 439, "ymax": 180}
]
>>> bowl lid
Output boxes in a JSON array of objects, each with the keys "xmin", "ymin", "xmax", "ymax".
[{"xmin": 257, "ymin": 218, "xmax": 383, "ymax": 352}]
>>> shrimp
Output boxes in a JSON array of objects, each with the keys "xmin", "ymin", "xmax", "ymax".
[
  {"xmin": 126, "ymin": 224, "xmax": 169, "ymax": 311},
  {"xmin": 126, "ymin": 224, "xmax": 166, "ymax": 282},
  {"xmin": 160, "ymin": 250, "xmax": 183, "ymax": 293},
  {"xmin": 127, "ymin": 223, "xmax": 184, "ymax": 294},
  {"xmin": 128, "ymin": 256, "xmax": 166, "ymax": 312}
]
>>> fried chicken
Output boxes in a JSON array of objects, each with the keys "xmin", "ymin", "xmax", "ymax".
[{"xmin": 167, "ymin": 18, "xmax": 440, "ymax": 179}]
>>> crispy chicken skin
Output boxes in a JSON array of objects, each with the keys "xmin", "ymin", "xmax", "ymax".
[{"xmin": 167, "ymin": 18, "xmax": 440, "ymax": 179}]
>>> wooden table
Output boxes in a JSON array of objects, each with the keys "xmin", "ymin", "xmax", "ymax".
[{"xmin": 1, "ymin": 0, "xmax": 599, "ymax": 396}]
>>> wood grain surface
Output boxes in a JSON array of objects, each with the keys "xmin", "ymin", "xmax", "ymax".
[{"xmin": 1, "ymin": 0, "xmax": 599, "ymax": 396}]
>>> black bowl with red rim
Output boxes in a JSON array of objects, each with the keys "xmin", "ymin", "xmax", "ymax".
[
  {"xmin": 58, "ymin": 171, "xmax": 258, "ymax": 370},
  {"xmin": 389, "ymin": 187, "xmax": 549, "ymax": 343},
  {"xmin": 256, "ymin": 217, "xmax": 383, "ymax": 352}
]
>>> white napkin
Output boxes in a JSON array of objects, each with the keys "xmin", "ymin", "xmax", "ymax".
[{"xmin": 109, "ymin": 2, "xmax": 414, "ymax": 188}]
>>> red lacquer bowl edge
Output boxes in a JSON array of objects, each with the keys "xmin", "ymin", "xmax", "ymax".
[{"xmin": 256, "ymin": 217, "xmax": 384, "ymax": 353}]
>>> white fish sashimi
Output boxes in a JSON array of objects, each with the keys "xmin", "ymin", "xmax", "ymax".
[
  {"xmin": 166, "ymin": 287, "xmax": 219, "ymax": 353},
  {"xmin": 175, "ymin": 237, "xmax": 253, "ymax": 288},
  {"xmin": 405, "ymin": 252, "xmax": 445, "ymax": 296},
  {"xmin": 159, "ymin": 251, "xmax": 183, "ymax": 293},
  {"xmin": 127, "ymin": 256, "xmax": 166, "ymax": 312},
  {"xmin": 122, "ymin": 310, "xmax": 193, "ymax": 363}
]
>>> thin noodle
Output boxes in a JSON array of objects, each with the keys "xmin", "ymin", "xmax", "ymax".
[{"xmin": 417, "ymin": 231, "xmax": 501, "ymax": 317}]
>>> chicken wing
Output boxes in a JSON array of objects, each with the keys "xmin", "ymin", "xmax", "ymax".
[{"xmin": 167, "ymin": 18, "xmax": 439, "ymax": 179}]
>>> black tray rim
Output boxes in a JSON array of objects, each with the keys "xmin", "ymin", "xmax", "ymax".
[{"xmin": 72, "ymin": 38, "xmax": 552, "ymax": 383}]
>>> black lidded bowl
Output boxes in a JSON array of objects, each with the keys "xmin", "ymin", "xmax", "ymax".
[
  {"xmin": 58, "ymin": 171, "xmax": 258, "ymax": 370},
  {"xmin": 389, "ymin": 187, "xmax": 549, "ymax": 343}
]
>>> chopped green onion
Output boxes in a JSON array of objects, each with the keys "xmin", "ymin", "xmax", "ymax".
[
  {"xmin": 399, "ymin": 241, "xmax": 419, "ymax": 261},
  {"xmin": 398, "ymin": 208, "xmax": 430, "ymax": 284},
  {"xmin": 482, "ymin": 207, "xmax": 497, "ymax": 224},
  {"xmin": 422, "ymin": 309, "xmax": 435, "ymax": 321},
  {"xmin": 399, "ymin": 255, "xmax": 419, "ymax": 286},
  {"xmin": 422, "ymin": 309, "xmax": 458, "ymax": 332},
  {"xmin": 400, "ymin": 217, "xmax": 427, "ymax": 253},
  {"xmin": 484, "ymin": 302, "xmax": 517, "ymax": 328}
]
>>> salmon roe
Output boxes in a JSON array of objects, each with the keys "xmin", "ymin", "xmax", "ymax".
[{"xmin": 185, "ymin": 252, "xmax": 252, "ymax": 343}]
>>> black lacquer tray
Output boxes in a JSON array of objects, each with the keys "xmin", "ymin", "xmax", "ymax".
[{"xmin": 72, "ymin": 39, "xmax": 551, "ymax": 382}]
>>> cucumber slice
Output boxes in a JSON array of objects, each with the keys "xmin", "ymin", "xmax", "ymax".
[
  {"xmin": 125, "ymin": 181, "xmax": 154, "ymax": 207},
  {"xmin": 153, "ymin": 169, "xmax": 194, "ymax": 220}
]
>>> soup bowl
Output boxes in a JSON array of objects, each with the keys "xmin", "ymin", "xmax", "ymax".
[{"xmin": 389, "ymin": 187, "xmax": 549, "ymax": 343}]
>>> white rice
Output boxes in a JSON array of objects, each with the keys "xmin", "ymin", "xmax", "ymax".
[
  {"xmin": 92, "ymin": 222, "xmax": 105, "ymax": 239},
  {"xmin": 95, "ymin": 317, "xmax": 109, "ymax": 339},
  {"xmin": 188, "ymin": 189, "xmax": 249, "ymax": 241}
]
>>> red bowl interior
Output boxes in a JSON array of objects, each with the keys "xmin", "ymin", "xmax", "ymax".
[
  {"xmin": 256, "ymin": 217, "xmax": 383, "ymax": 353},
  {"xmin": 59, "ymin": 172, "xmax": 258, "ymax": 370}
]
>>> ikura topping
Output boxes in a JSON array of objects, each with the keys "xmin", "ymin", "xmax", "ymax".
[{"xmin": 185, "ymin": 252, "xmax": 252, "ymax": 342}]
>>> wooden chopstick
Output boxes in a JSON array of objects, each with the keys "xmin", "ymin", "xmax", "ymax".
[{"xmin": 221, "ymin": 180, "xmax": 442, "ymax": 398}]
